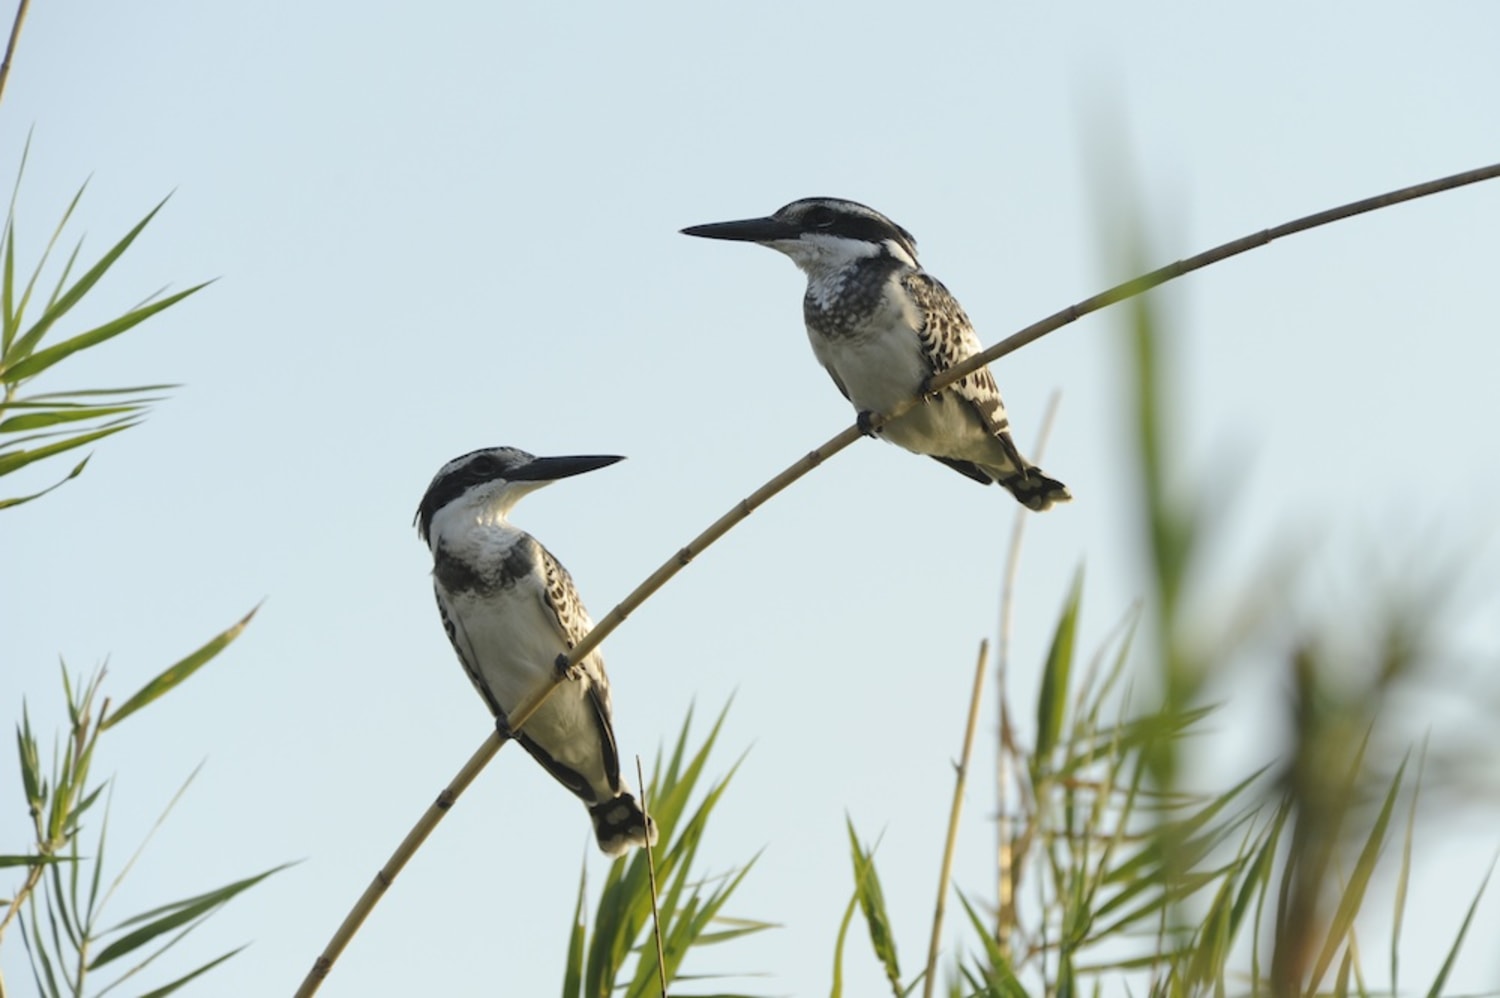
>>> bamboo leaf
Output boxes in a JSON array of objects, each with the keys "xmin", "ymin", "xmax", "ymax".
[
  {"xmin": 135, "ymin": 945, "xmax": 248, "ymax": 998},
  {"xmin": 6, "ymin": 197, "xmax": 169, "ymax": 364},
  {"xmin": 0, "ymin": 404, "xmax": 141, "ymax": 432},
  {"xmin": 0, "ymin": 854, "xmax": 71, "ymax": 868},
  {"xmin": 2, "ymin": 282, "xmax": 208, "ymax": 384},
  {"xmin": 0, "ymin": 455, "xmax": 90, "ymax": 509},
  {"xmin": 90, "ymin": 862, "xmax": 291, "ymax": 968},
  {"xmin": 102, "ymin": 606, "xmax": 260, "ymax": 730},
  {"xmin": 1308, "ymin": 756, "xmax": 1408, "ymax": 991},
  {"xmin": 1424, "ymin": 853, "xmax": 1496, "ymax": 998},
  {"xmin": 0, "ymin": 422, "xmax": 136, "ymax": 478},
  {"xmin": 845, "ymin": 817, "xmax": 901, "ymax": 993},
  {"xmin": 1035, "ymin": 567, "xmax": 1084, "ymax": 765},
  {"xmin": 562, "ymin": 865, "xmax": 586, "ymax": 998}
]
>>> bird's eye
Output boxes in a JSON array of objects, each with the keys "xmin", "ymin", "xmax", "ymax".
[{"xmin": 806, "ymin": 207, "xmax": 836, "ymax": 229}]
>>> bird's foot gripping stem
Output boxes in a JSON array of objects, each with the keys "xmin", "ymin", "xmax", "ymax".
[
  {"xmin": 554, "ymin": 652, "xmax": 585, "ymax": 683},
  {"xmin": 495, "ymin": 713, "xmax": 514, "ymax": 743},
  {"xmin": 856, "ymin": 410, "xmax": 882, "ymax": 438}
]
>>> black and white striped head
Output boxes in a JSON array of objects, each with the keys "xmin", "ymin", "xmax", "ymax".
[
  {"xmin": 415, "ymin": 446, "xmax": 623, "ymax": 544},
  {"xmin": 681, "ymin": 197, "xmax": 920, "ymax": 275}
]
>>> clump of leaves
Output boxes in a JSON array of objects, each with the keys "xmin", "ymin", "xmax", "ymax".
[
  {"xmin": 2, "ymin": 610, "xmax": 288, "ymax": 998},
  {"xmin": 562, "ymin": 702, "xmax": 775, "ymax": 998},
  {"xmin": 0, "ymin": 145, "xmax": 208, "ymax": 508}
]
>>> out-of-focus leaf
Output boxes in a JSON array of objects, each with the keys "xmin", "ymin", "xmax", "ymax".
[
  {"xmin": 0, "ymin": 454, "xmax": 89, "ymax": 508},
  {"xmin": 1424, "ymin": 853, "xmax": 1495, "ymax": 998},
  {"xmin": 134, "ymin": 944, "xmax": 247, "ymax": 998},
  {"xmin": 0, "ymin": 421, "xmax": 136, "ymax": 478},
  {"xmin": 1035, "ymin": 567, "xmax": 1084, "ymax": 765},
  {"xmin": 1309, "ymin": 756, "xmax": 1407, "ymax": 990},
  {"xmin": 102, "ymin": 606, "xmax": 259, "ymax": 730},
  {"xmin": 2, "ymin": 281, "xmax": 207, "ymax": 384},
  {"xmin": 0, "ymin": 854, "xmax": 70, "ymax": 868},
  {"xmin": 562, "ymin": 866, "xmax": 586, "ymax": 998},
  {"xmin": 0, "ymin": 404, "xmax": 141, "ymax": 432},
  {"xmin": 17, "ymin": 702, "xmax": 45, "ymax": 810},
  {"xmin": 89, "ymin": 862, "xmax": 291, "ymax": 969},
  {"xmin": 954, "ymin": 891, "xmax": 1027, "ymax": 998}
]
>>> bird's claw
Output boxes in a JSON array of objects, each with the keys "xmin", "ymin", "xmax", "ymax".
[
  {"xmin": 856, "ymin": 410, "xmax": 882, "ymax": 438},
  {"xmin": 918, "ymin": 375, "xmax": 939, "ymax": 401},
  {"xmin": 495, "ymin": 714, "xmax": 514, "ymax": 742},
  {"xmin": 554, "ymin": 652, "xmax": 584, "ymax": 683}
]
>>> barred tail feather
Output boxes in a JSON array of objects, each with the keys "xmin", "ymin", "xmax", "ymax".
[
  {"xmin": 589, "ymin": 793, "xmax": 658, "ymax": 855},
  {"xmin": 997, "ymin": 464, "xmax": 1072, "ymax": 512}
]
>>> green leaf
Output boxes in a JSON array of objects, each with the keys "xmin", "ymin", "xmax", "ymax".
[
  {"xmin": 90, "ymin": 862, "xmax": 292, "ymax": 969},
  {"xmin": 0, "ymin": 455, "xmax": 88, "ymax": 509},
  {"xmin": 0, "ymin": 421, "xmax": 137, "ymax": 478},
  {"xmin": 135, "ymin": 945, "xmax": 248, "ymax": 998},
  {"xmin": 562, "ymin": 866, "xmax": 586, "ymax": 998},
  {"xmin": 1035, "ymin": 567, "xmax": 1084, "ymax": 765},
  {"xmin": 0, "ymin": 854, "xmax": 71, "ymax": 868},
  {"xmin": 2, "ymin": 281, "xmax": 208, "ymax": 384},
  {"xmin": 0, "ymin": 404, "xmax": 141, "ymax": 432},
  {"xmin": 5, "ymin": 196, "xmax": 169, "ymax": 367},
  {"xmin": 102, "ymin": 605, "xmax": 260, "ymax": 730},
  {"xmin": 1308, "ymin": 754, "xmax": 1408, "ymax": 991},
  {"xmin": 845, "ymin": 817, "xmax": 901, "ymax": 993},
  {"xmin": 1424, "ymin": 852, "xmax": 1496, "ymax": 998}
]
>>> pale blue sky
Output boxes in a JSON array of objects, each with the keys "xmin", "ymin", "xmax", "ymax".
[{"xmin": 5, "ymin": 3, "xmax": 1500, "ymax": 996}]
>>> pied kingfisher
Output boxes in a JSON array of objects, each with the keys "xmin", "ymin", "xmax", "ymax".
[
  {"xmin": 415, "ymin": 447, "xmax": 655, "ymax": 855},
  {"xmin": 682, "ymin": 197, "xmax": 1071, "ymax": 511}
]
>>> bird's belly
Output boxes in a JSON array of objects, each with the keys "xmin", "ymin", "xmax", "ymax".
[
  {"xmin": 883, "ymin": 394, "xmax": 1000, "ymax": 462},
  {"xmin": 447, "ymin": 591, "xmax": 612, "ymax": 794},
  {"xmin": 811, "ymin": 332, "xmax": 929, "ymax": 413}
]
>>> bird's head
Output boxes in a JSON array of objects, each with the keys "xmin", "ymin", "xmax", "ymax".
[
  {"xmin": 415, "ymin": 446, "xmax": 624, "ymax": 543},
  {"xmin": 682, "ymin": 197, "xmax": 919, "ymax": 275}
]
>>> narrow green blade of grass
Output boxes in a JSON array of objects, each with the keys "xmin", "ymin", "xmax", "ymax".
[
  {"xmin": 1308, "ymin": 755, "xmax": 1407, "ymax": 991},
  {"xmin": 0, "ymin": 421, "xmax": 137, "ymax": 479},
  {"xmin": 89, "ymin": 862, "xmax": 291, "ymax": 969},
  {"xmin": 0, "ymin": 854, "xmax": 70, "ymax": 868},
  {"xmin": 831, "ymin": 878, "xmax": 861, "ymax": 998},
  {"xmin": 562, "ymin": 865, "xmax": 586, "ymax": 998},
  {"xmin": 845, "ymin": 817, "xmax": 901, "ymax": 992},
  {"xmin": 1391, "ymin": 742, "xmax": 1426, "ymax": 994},
  {"xmin": 3, "ymin": 216, "xmax": 16, "ymax": 353},
  {"xmin": 101, "ymin": 606, "xmax": 259, "ymax": 730},
  {"xmin": 0, "ymin": 456, "xmax": 90, "ymax": 509},
  {"xmin": 954, "ymin": 891, "xmax": 1026, "ymax": 998},
  {"xmin": 6, "ymin": 197, "xmax": 171, "ymax": 364},
  {"xmin": 134, "ymin": 944, "xmax": 247, "ymax": 998},
  {"xmin": 3, "ymin": 281, "xmax": 208, "ymax": 384},
  {"xmin": 1035, "ymin": 566, "xmax": 1084, "ymax": 766},
  {"xmin": 1424, "ymin": 852, "xmax": 1496, "ymax": 998},
  {"xmin": 0, "ymin": 404, "xmax": 142, "ymax": 432},
  {"xmin": 16, "ymin": 702, "xmax": 45, "ymax": 809}
]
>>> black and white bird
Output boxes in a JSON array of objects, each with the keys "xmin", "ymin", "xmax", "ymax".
[
  {"xmin": 682, "ymin": 197, "xmax": 1070, "ymax": 511},
  {"xmin": 415, "ymin": 447, "xmax": 655, "ymax": 855}
]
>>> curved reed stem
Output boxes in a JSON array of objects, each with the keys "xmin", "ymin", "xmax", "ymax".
[{"xmin": 293, "ymin": 160, "xmax": 1500, "ymax": 997}]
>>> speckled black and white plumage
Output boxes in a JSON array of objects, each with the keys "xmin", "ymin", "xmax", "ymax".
[
  {"xmin": 683, "ymin": 197, "xmax": 1071, "ymax": 511},
  {"xmin": 416, "ymin": 447, "xmax": 656, "ymax": 855}
]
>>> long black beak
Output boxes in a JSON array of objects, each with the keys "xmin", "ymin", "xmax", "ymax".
[
  {"xmin": 680, "ymin": 216, "xmax": 799, "ymax": 243},
  {"xmin": 509, "ymin": 454, "xmax": 625, "ymax": 483}
]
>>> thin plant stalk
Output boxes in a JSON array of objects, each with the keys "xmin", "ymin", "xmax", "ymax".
[
  {"xmin": 292, "ymin": 160, "xmax": 1500, "ymax": 997},
  {"xmin": 994, "ymin": 391, "xmax": 1060, "ymax": 956},
  {"xmin": 922, "ymin": 640, "xmax": 990, "ymax": 998},
  {"xmin": 637, "ymin": 756, "xmax": 669, "ymax": 998},
  {"xmin": 0, "ymin": 0, "xmax": 29, "ymax": 107}
]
